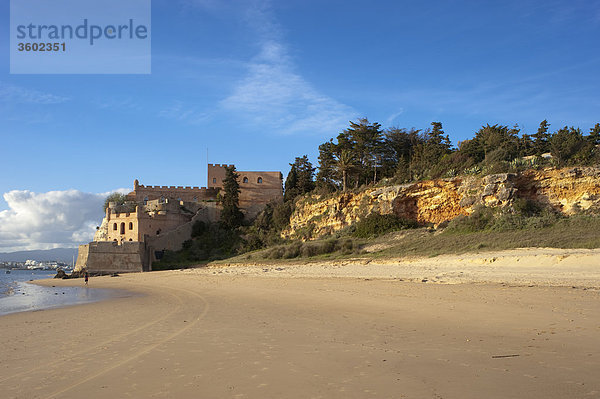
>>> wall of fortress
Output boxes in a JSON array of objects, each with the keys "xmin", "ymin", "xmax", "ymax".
[
  {"xmin": 207, "ymin": 164, "xmax": 283, "ymax": 218},
  {"xmin": 75, "ymin": 242, "xmax": 148, "ymax": 273},
  {"xmin": 128, "ymin": 179, "xmax": 219, "ymax": 203},
  {"xmin": 104, "ymin": 200, "xmax": 201, "ymax": 244}
]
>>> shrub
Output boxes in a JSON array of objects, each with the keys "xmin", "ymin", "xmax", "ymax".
[
  {"xmin": 512, "ymin": 198, "xmax": 542, "ymax": 217},
  {"xmin": 445, "ymin": 206, "xmax": 495, "ymax": 233},
  {"xmin": 352, "ymin": 213, "xmax": 418, "ymax": 238},
  {"xmin": 191, "ymin": 221, "xmax": 207, "ymax": 238}
]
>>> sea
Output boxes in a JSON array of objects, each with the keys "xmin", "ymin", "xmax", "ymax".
[{"xmin": 0, "ymin": 269, "xmax": 121, "ymax": 316}]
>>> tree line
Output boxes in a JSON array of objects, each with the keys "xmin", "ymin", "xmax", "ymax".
[{"xmin": 283, "ymin": 118, "xmax": 600, "ymax": 197}]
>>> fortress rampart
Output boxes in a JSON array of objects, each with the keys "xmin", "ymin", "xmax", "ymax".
[{"xmin": 128, "ymin": 180, "xmax": 219, "ymax": 203}]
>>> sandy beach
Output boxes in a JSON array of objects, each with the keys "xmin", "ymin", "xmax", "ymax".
[{"xmin": 1, "ymin": 251, "xmax": 599, "ymax": 398}]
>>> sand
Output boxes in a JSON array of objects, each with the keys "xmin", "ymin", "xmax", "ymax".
[{"xmin": 1, "ymin": 250, "xmax": 599, "ymax": 398}]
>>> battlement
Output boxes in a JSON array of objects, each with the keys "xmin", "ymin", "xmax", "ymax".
[
  {"xmin": 208, "ymin": 163, "xmax": 234, "ymax": 169},
  {"xmin": 137, "ymin": 184, "xmax": 214, "ymax": 193}
]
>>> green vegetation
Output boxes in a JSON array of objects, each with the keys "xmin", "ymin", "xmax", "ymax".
[
  {"xmin": 151, "ymin": 118, "xmax": 600, "ymax": 268},
  {"xmin": 152, "ymin": 221, "xmax": 242, "ymax": 270},
  {"xmin": 351, "ymin": 213, "xmax": 418, "ymax": 238},
  {"xmin": 220, "ymin": 166, "xmax": 244, "ymax": 229},
  {"xmin": 103, "ymin": 192, "xmax": 129, "ymax": 212},
  {"xmin": 377, "ymin": 215, "xmax": 600, "ymax": 258},
  {"xmin": 315, "ymin": 119, "xmax": 600, "ymax": 190}
]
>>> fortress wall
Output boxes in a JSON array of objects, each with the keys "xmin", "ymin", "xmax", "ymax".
[
  {"xmin": 74, "ymin": 244, "xmax": 89, "ymax": 272},
  {"xmin": 75, "ymin": 242, "xmax": 147, "ymax": 273},
  {"xmin": 207, "ymin": 164, "xmax": 234, "ymax": 188},
  {"xmin": 138, "ymin": 209, "xmax": 195, "ymax": 240},
  {"xmin": 239, "ymin": 186, "xmax": 284, "ymax": 219},
  {"xmin": 131, "ymin": 186, "xmax": 219, "ymax": 203},
  {"xmin": 146, "ymin": 203, "xmax": 220, "ymax": 260},
  {"xmin": 208, "ymin": 165, "xmax": 283, "ymax": 219}
]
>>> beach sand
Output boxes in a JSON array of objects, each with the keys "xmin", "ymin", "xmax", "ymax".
[{"xmin": 1, "ymin": 252, "xmax": 599, "ymax": 398}]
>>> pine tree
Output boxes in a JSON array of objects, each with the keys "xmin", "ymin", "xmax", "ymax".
[
  {"xmin": 220, "ymin": 166, "xmax": 244, "ymax": 228},
  {"xmin": 284, "ymin": 164, "xmax": 299, "ymax": 202},
  {"xmin": 588, "ymin": 123, "xmax": 600, "ymax": 146},
  {"xmin": 533, "ymin": 120, "xmax": 551, "ymax": 155},
  {"xmin": 316, "ymin": 140, "xmax": 338, "ymax": 192}
]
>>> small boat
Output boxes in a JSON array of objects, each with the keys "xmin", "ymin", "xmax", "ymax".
[{"xmin": 5, "ymin": 270, "xmax": 10, "ymax": 274}]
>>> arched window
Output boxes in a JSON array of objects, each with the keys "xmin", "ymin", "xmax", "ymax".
[
  {"xmin": 243, "ymin": 177, "xmax": 248, "ymax": 183},
  {"xmin": 193, "ymin": 196, "xmax": 198, "ymax": 202},
  {"xmin": 113, "ymin": 223, "xmax": 117, "ymax": 230},
  {"xmin": 129, "ymin": 222, "xmax": 133, "ymax": 230},
  {"xmin": 120, "ymin": 222, "xmax": 125, "ymax": 235},
  {"xmin": 257, "ymin": 177, "xmax": 263, "ymax": 184},
  {"xmin": 128, "ymin": 239, "xmax": 132, "ymax": 241}
]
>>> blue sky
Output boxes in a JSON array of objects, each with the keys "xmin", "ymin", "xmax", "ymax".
[{"xmin": 1, "ymin": 0, "xmax": 599, "ymax": 251}]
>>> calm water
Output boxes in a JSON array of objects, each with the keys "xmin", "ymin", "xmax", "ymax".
[{"xmin": 0, "ymin": 269, "xmax": 124, "ymax": 316}]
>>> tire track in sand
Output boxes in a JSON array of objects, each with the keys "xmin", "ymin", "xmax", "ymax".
[{"xmin": 43, "ymin": 284, "xmax": 210, "ymax": 399}]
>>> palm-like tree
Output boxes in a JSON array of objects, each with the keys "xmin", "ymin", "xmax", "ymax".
[{"xmin": 336, "ymin": 150, "xmax": 356, "ymax": 192}]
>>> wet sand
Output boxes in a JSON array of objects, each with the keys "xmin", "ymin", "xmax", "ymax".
[{"xmin": 1, "ymin": 267, "xmax": 599, "ymax": 398}]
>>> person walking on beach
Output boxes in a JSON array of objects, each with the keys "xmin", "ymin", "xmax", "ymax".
[{"xmin": 84, "ymin": 271, "xmax": 89, "ymax": 285}]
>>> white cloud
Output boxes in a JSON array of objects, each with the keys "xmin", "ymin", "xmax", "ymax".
[{"xmin": 0, "ymin": 188, "xmax": 128, "ymax": 252}]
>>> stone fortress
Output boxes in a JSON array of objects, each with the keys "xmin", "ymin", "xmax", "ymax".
[{"xmin": 75, "ymin": 164, "xmax": 283, "ymax": 273}]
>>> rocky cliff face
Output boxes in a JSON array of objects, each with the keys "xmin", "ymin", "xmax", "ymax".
[{"xmin": 283, "ymin": 167, "xmax": 600, "ymax": 239}]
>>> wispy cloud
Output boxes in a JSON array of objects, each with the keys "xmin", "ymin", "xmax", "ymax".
[
  {"xmin": 96, "ymin": 97, "xmax": 142, "ymax": 111},
  {"xmin": 220, "ymin": 40, "xmax": 356, "ymax": 135},
  {"xmin": 158, "ymin": 101, "xmax": 212, "ymax": 125},
  {"xmin": 169, "ymin": 0, "xmax": 357, "ymax": 135},
  {"xmin": 0, "ymin": 188, "xmax": 128, "ymax": 252},
  {"xmin": 0, "ymin": 82, "xmax": 69, "ymax": 105},
  {"xmin": 385, "ymin": 110, "xmax": 405, "ymax": 126}
]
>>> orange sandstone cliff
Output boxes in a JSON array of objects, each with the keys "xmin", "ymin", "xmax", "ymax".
[{"xmin": 283, "ymin": 167, "xmax": 600, "ymax": 239}]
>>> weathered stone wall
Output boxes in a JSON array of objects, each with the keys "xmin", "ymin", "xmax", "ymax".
[
  {"xmin": 75, "ymin": 241, "xmax": 148, "ymax": 273},
  {"xmin": 128, "ymin": 179, "xmax": 219, "ymax": 203},
  {"xmin": 207, "ymin": 164, "xmax": 283, "ymax": 218},
  {"xmin": 283, "ymin": 167, "xmax": 600, "ymax": 239},
  {"xmin": 145, "ymin": 202, "xmax": 220, "ymax": 254}
]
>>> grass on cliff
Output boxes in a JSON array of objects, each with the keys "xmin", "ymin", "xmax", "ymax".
[
  {"xmin": 376, "ymin": 214, "xmax": 600, "ymax": 258},
  {"xmin": 219, "ymin": 213, "xmax": 600, "ymax": 264}
]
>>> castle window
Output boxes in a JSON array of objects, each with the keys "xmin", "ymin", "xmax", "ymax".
[
  {"xmin": 120, "ymin": 222, "xmax": 125, "ymax": 235},
  {"xmin": 243, "ymin": 177, "xmax": 249, "ymax": 183},
  {"xmin": 160, "ymin": 196, "xmax": 165, "ymax": 203},
  {"xmin": 129, "ymin": 239, "xmax": 132, "ymax": 241},
  {"xmin": 129, "ymin": 222, "xmax": 133, "ymax": 230},
  {"xmin": 144, "ymin": 196, "xmax": 148, "ymax": 205},
  {"xmin": 113, "ymin": 223, "xmax": 117, "ymax": 230},
  {"xmin": 193, "ymin": 196, "xmax": 197, "ymax": 202},
  {"xmin": 257, "ymin": 177, "xmax": 263, "ymax": 184},
  {"xmin": 212, "ymin": 178, "xmax": 216, "ymax": 184}
]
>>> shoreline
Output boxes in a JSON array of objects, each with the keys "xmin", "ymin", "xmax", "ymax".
[{"xmin": 0, "ymin": 279, "xmax": 130, "ymax": 317}]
